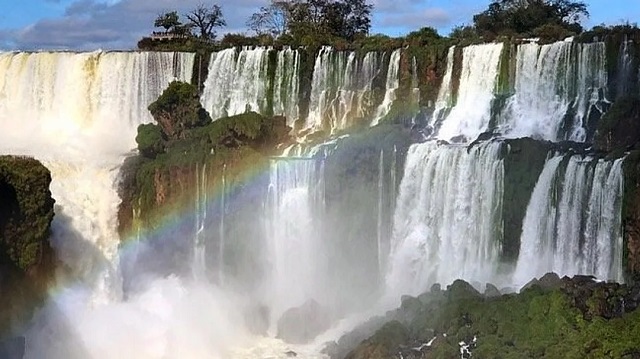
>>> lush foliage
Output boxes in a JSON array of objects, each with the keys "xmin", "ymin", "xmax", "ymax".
[
  {"xmin": 473, "ymin": 0, "xmax": 588, "ymax": 39},
  {"xmin": 0, "ymin": 157, "xmax": 54, "ymax": 271},
  {"xmin": 340, "ymin": 277, "xmax": 640, "ymax": 359},
  {"xmin": 150, "ymin": 3, "xmax": 226, "ymax": 40},
  {"xmin": 147, "ymin": 81, "xmax": 212, "ymax": 141},
  {"xmin": 186, "ymin": 3, "xmax": 227, "ymax": 40}
]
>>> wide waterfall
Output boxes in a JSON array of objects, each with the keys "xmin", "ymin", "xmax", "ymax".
[
  {"xmin": 201, "ymin": 47, "xmax": 272, "ymax": 120},
  {"xmin": 386, "ymin": 141, "xmax": 505, "ymax": 296},
  {"xmin": 433, "ymin": 39, "xmax": 608, "ymax": 143},
  {"xmin": 498, "ymin": 41, "xmax": 608, "ymax": 141},
  {"xmin": 307, "ymin": 48, "xmax": 384, "ymax": 132},
  {"xmin": 0, "ymin": 51, "xmax": 194, "ymax": 300},
  {"xmin": 514, "ymin": 154, "xmax": 624, "ymax": 286},
  {"xmin": 0, "ymin": 36, "xmax": 633, "ymax": 358}
]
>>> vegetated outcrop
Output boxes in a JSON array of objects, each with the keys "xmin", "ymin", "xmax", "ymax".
[
  {"xmin": 326, "ymin": 274, "xmax": 640, "ymax": 359},
  {"xmin": 0, "ymin": 156, "xmax": 55, "ymax": 335},
  {"xmin": 118, "ymin": 81, "xmax": 291, "ymax": 279}
]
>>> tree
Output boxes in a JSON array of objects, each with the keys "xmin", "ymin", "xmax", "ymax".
[
  {"xmin": 154, "ymin": 11, "xmax": 182, "ymax": 33},
  {"xmin": 247, "ymin": 0, "xmax": 292, "ymax": 37},
  {"xmin": 286, "ymin": 0, "xmax": 373, "ymax": 41},
  {"xmin": 473, "ymin": 0, "xmax": 589, "ymax": 37},
  {"xmin": 186, "ymin": 3, "xmax": 227, "ymax": 40}
]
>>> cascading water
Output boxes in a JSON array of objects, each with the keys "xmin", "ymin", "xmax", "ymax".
[
  {"xmin": 498, "ymin": 41, "xmax": 608, "ymax": 141},
  {"xmin": 0, "ymin": 51, "xmax": 194, "ymax": 301},
  {"xmin": 431, "ymin": 46, "xmax": 455, "ymax": 126},
  {"xmin": 377, "ymin": 149, "xmax": 385, "ymax": 277},
  {"xmin": 386, "ymin": 141, "xmax": 504, "ymax": 296},
  {"xmin": 201, "ymin": 47, "xmax": 271, "ymax": 120},
  {"xmin": 307, "ymin": 48, "xmax": 383, "ymax": 132},
  {"xmin": 513, "ymin": 154, "xmax": 624, "ymax": 286},
  {"xmin": 273, "ymin": 48, "xmax": 301, "ymax": 126},
  {"xmin": 436, "ymin": 43, "xmax": 504, "ymax": 142},
  {"xmin": 266, "ymin": 158, "xmax": 327, "ymax": 322},
  {"xmin": 372, "ymin": 49, "xmax": 401, "ymax": 126},
  {"xmin": 193, "ymin": 163, "xmax": 208, "ymax": 280}
]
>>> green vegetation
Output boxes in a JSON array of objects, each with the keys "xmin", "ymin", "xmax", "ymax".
[
  {"xmin": 473, "ymin": 0, "xmax": 588, "ymax": 40},
  {"xmin": 126, "ymin": 82, "xmax": 291, "ymax": 231},
  {"xmin": 341, "ymin": 277, "xmax": 640, "ymax": 359},
  {"xmin": 147, "ymin": 81, "xmax": 211, "ymax": 141},
  {"xmin": 0, "ymin": 156, "xmax": 54, "ymax": 271}
]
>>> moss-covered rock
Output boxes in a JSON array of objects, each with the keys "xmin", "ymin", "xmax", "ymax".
[
  {"xmin": 147, "ymin": 81, "xmax": 211, "ymax": 140},
  {"xmin": 0, "ymin": 156, "xmax": 55, "ymax": 271},
  {"xmin": 335, "ymin": 276, "xmax": 640, "ymax": 359},
  {"xmin": 0, "ymin": 156, "xmax": 56, "ymax": 336},
  {"xmin": 501, "ymin": 138, "xmax": 551, "ymax": 261},
  {"xmin": 595, "ymin": 97, "xmax": 640, "ymax": 153}
]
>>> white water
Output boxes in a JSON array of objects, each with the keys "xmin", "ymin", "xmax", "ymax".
[
  {"xmin": 386, "ymin": 141, "xmax": 504, "ymax": 296},
  {"xmin": 499, "ymin": 41, "xmax": 608, "ymax": 141},
  {"xmin": 307, "ymin": 48, "xmax": 383, "ymax": 132},
  {"xmin": 201, "ymin": 47, "xmax": 300, "ymax": 124},
  {"xmin": 266, "ymin": 158, "xmax": 328, "ymax": 325},
  {"xmin": 514, "ymin": 155, "xmax": 624, "ymax": 286},
  {"xmin": 437, "ymin": 43, "xmax": 504, "ymax": 142},
  {"xmin": 201, "ymin": 47, "xmax": 270, "ymax": 120},
  {"xmin": 273, "ymin": 48, "xmax": 301, "ymax": 126},
  {"xmin": 193, "ymin": 163, "xmax": 208, "ymax": 281},
  {"xmin": 372, "ymin": 49, "xmax": 401, "ymax": 126},
  {"xmin": 0, "ymin": 51, "xmax": 194, "ymax": 301}
]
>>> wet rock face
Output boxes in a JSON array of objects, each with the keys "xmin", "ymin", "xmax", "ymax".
[{"xmin": 277, "ymin": 299, "xmax": 331, "ymax": 344}]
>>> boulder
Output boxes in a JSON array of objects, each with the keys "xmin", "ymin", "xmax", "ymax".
[
  {"xmin": 484, "ymin": 283, "xmax": 501, "ymax": 298},
  {"xmin": 277, "ymin": 299, "xmax": 331, "ymax": 344}
]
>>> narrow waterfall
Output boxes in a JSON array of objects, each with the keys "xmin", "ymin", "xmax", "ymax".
[
  {"xmin": 410, "ymin": 56, "xmax": 421, "ymax": 109},
  {"xmin": 372, "ymin": 49, "xmax": 401, "ymax": 126},
  {"xmin": 307, "ymin": 48, "xmax": 383, "ymax": 132},
  {"xmin": 499, "ymin": 41, "xmax": 608, "ymax": 141},
  {"xmin": 273, "ymin": 48, "xmax": 300, "ymax": 126},
  {"xmin": 432, "ymin": 46, "xmax": 455, "ymax": 125},
  {"xmin": 266, "ymin": 158, "xmax": 327, "ymax": 320},
  {"xmin": 219, "ymin": 164, "xmax": 227, "ymax": 285},
  {"xmin": 386, "ymin": 142, "xmax": 504, "ymax": 296},
  {"xmin": 0, "ymin": 51, "xmax": 194, "ymax": 301},
  {"xmin": 377, "ymin": 149, "xmax": 385, "ymax": 277},
  {"xmin": 201, "ymin": 47, "xmax": 271, "ymax": 120},
  {"xmin": 437, "ymin": 43, "xmax": 504, "ymax": 142},
  {"xmin": 514, "ymin": 155, "xmax": 624, "ymax": 286},
  {"xmin": 193, "ymin": 163, "xmax": 208, "ymax": 280}
]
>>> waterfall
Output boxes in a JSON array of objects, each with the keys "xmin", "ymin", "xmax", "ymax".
[
  {"xmin": 432, "ymin": 46, "xmax": 455, "ymax": 126},
  {"xmin": 307, "ymin": 47, "xmax": 383, "ymax": 132},
  {"xmin": 372, "ymin": 49, "xmax": 401, "ymax": 126},
  {"xmin": 0, "ymin": 51, "xmax": 194, "ymax": 302},
  {"xmin": 266, "ymin": 158, "xmax": 327, "ymax": 320},
  {"xmin": 514, "ymin": 155, "xmax": 624, "ymax": 285},
  {"xmin": 201, "ymin": 47, "xmax": 271, "ymax": 120},
  {"xmin": 219, "ymin": 164, "xmax": 227, "ymax": 285},
  {"xmin": 193, "ymin": 163, "xmax": 208, "ymax": 280},
  {"xmin": 386, "ymin": 142, "xmax": 504, "ymax": 296},
  {"xmin": 498, "ymin": 41, "xmax": 608, "ymax": 141},
  {"xmin": 377, "ymin": 149, "xmax": 385, "ymax": 278},
  {"xmin": 437, "ymin": 43, "xmax": 504, "ymax": 142},
  {"xmin": 273, "ymin": 48, "xmax": 301, "ymax": 126}
]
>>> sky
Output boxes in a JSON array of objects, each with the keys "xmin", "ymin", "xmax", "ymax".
[{"xmin": 0, "ymin": 0, "xmax": 637, "ymax": 50}]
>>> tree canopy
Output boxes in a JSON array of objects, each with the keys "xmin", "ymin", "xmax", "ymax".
[
  {"xmin": 473, "ymin": 0, "xmax": 589, "ymax": 38},
  {"xmin": 186, "ymin": 3, "xmax": 227, "ymax": 40}
]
